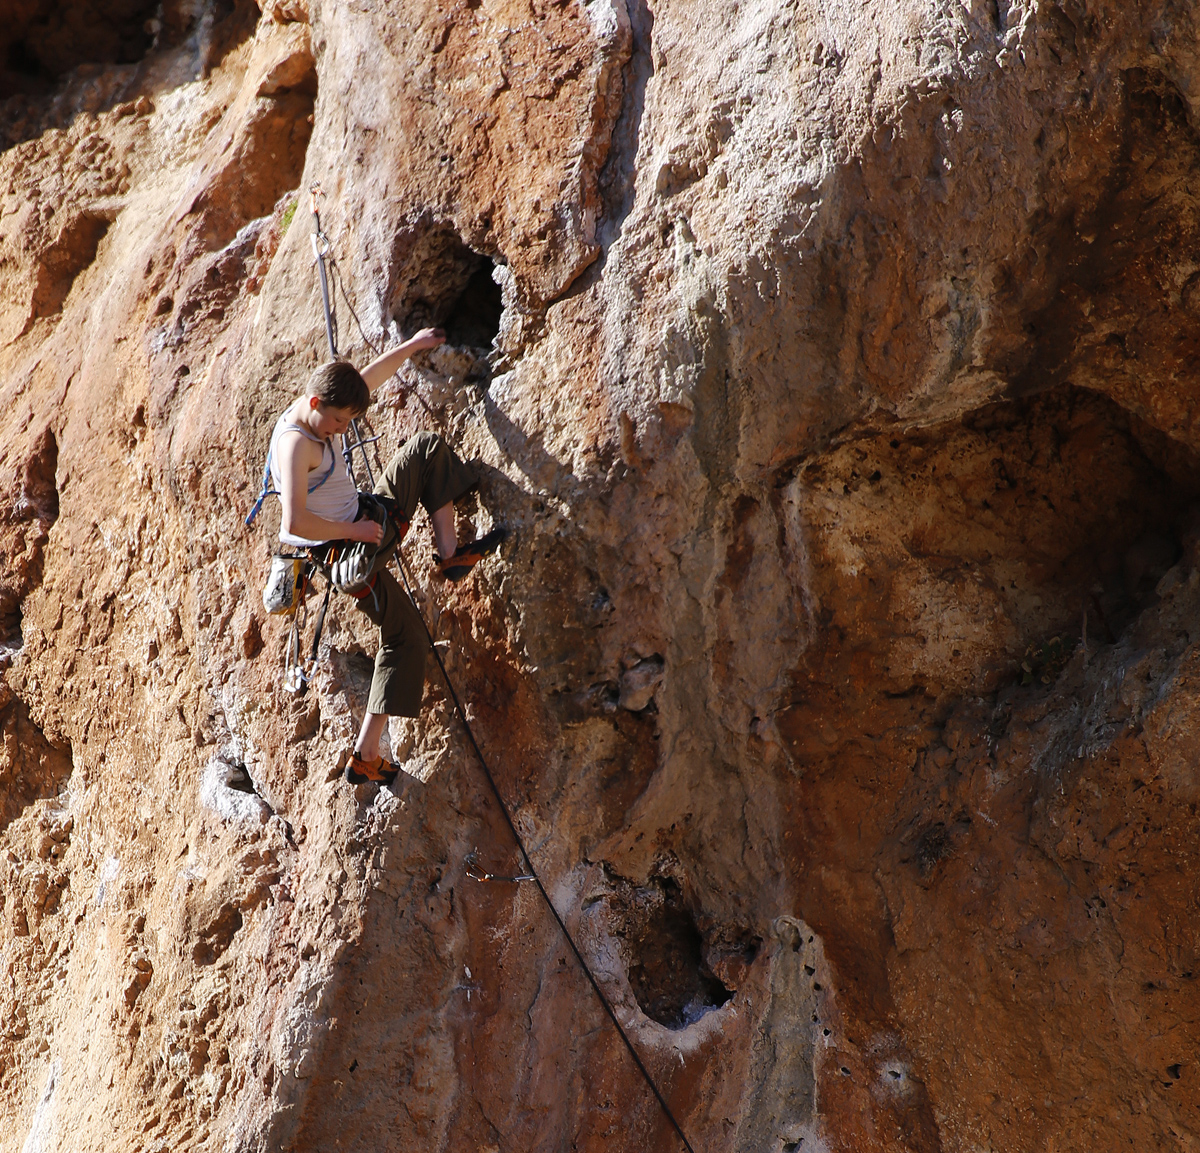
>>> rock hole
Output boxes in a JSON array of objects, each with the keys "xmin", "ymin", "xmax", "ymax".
[
  {"xmin": 348, "ymin": 1058, "xmax": 358, "ymax": 1073},
  {"xmin": 388, "ymin": 224, "xmax": 503, "ymax": 354},
  {"xmin": 783, "ymin": 388, "xmax": 1200, "ymax": 777},
  {"xmin": 962, "ymin": 390, "xmax": 1200, "ymax": 646},
  {"xmin": 192, "ymin": 903, "xmax": 243, "ymax": 966},
  {"xmin": 606, "ymin": 875, "xmax": 733, "ymax": 1029},
  {"xmin": 30, "ymin": 214, "xmax": 109, "ymax": 319},
  {"xmin": 442, "ymin": 258, "xmax": 503, "ymax": 350},
  {"xmin": 225, "ymin": 762, "xmax": 257, "ymax": 796},
  {"xmin": 1168, "ymin": 1063, "xmax": 1183, "ymax": 1079},
  {"xmin": 914, "ymin": 822, "xmax": 953, "ymax": 876},
  {"xmin": 804, "ymin": 964, "xmax": 815, "ymax": 976}
]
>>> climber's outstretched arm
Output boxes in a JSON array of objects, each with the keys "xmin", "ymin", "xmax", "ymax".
[{"xmin": 360, "ymin": 327, "xmax": 446, "ymax": 391}]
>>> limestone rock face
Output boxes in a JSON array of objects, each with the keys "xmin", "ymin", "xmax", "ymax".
[{"xmin": 4, "ymin": 0, "xmax": 1200, "ymax": 1150}]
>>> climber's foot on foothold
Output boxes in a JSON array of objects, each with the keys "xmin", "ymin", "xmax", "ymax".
[
  {"xmin": 439, "ymin": 526, "xmax": 508, "ymax": 582},
  {"xmin": 345, "ymin": 751, "xmax": 400, "ymax": 785}
]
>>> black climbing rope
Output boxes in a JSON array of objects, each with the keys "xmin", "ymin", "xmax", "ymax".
[
  {"xmin": 309, "ymin": 193, "xmax": 700, "ymax": 1153},
  {"xmin": 392, "ymin": 552, "xmax": 699, "ymax": 1153}
]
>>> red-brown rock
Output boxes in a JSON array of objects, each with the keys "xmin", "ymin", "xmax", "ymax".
[{"xmin": 4, "ymin": 1, "xmax": 1200, "ymax": 1151}]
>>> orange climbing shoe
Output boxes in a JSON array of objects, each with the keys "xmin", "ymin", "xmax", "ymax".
[
  {"xmin": 344, "ymin": 751, "xmax": 400, "ymax": 785},
  {"xmin": 438, "ymin": 526, "xmax": 508, "ymax": 582}
]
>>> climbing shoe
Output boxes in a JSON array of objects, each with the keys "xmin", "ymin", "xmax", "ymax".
[
  {"xmin": 439, "ymin": 526, "xmax": 508, "ymax": 582},
  {"xmin": 344, "ymin": 751, "xmax": 401, "ymax": 786}
]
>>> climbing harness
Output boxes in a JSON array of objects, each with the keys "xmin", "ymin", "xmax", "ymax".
[{"xmin": 256, "ymin": 192, "xmax": 700, "ymax": 1152}]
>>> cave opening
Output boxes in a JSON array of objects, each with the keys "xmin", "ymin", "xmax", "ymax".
[
  {"xmin": 954, "ymin": 388, "xmax": 1200, "ymax": 649},
  {"xmin": 390, "ymin": 226, "xmax": 503, "ymax": 354},
  {"xmin": 442, "ymin": 258, "xmax": 504, "ymax": 351},
  {"xmin": 609, "ymin": 876, "xmax": 733, "ymax": 1029},
  {"xmin": 226, "ymin": 761, "xmax": 258, "ymax": 796}
]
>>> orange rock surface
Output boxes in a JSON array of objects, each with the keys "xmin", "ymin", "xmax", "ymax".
[{"xmin": 3, "ymin": 1, "xmax": 1200, "ymax": 1150}]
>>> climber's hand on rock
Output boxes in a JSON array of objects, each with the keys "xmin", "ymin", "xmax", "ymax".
[
  {"xmin": 409, "ymin": 327, "xmax": 445, "ymax": 352},
  {"xmin": 361, "ymin": 329, "xmax": 447, "ymax": 389},
  {"xmin": 350, "ymin": 518, "xmax": 385, "ymax": 545}
]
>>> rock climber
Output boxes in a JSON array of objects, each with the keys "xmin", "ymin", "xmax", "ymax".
[{"xmin": 270, "ymin": 328, "xmax": 505, "ymax": 786}]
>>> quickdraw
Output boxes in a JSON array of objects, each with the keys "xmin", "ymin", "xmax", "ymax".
[
  {"xmin": 282, "ymin": 561, "xmax": 332, "ymax": 696},
  {"xmin": 464, "ymin": 848, "xmax": 536, "ymax": 884}
]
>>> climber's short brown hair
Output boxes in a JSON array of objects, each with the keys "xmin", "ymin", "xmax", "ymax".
[{"xmin": 306, "ymin": 360, "xmax": 370, "ymax": 415}]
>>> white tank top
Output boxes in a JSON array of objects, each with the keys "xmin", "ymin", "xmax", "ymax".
[{"xmin": 269, "ymin": 409, "xmax": 359, "ymax": 547}]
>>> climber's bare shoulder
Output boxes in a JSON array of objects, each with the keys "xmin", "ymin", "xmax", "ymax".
[
  {"xmin": 275, "ymin": 421, "xmax": 324, "ymax": 528},
  {"xmin": 276, "ymin": 415, "xmax": 325, "ymax": 478}
]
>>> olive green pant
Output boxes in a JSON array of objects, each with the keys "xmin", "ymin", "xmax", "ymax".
[{"xmin": 354, "ymin": 432, "xmax": 476, "ymax": 717}]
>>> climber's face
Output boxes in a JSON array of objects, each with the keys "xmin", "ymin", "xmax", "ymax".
[{"xmin": 308, "ymin": 397, "xmax": 358, "ymax": 438}]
